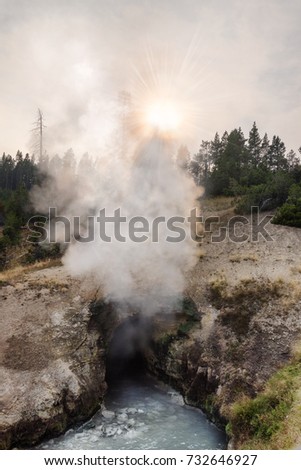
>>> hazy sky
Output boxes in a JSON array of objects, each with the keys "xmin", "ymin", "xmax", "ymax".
[{"xmin": 0, "ymin": 0, "xmax": 300, "ymax": 156}]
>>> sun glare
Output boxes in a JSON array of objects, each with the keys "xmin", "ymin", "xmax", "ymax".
[
  {"xmin": 127, "ymin": 41, "xmax": 208, "ymax": 141},
  {"xmin": 146, "ymin": 101, "xmax": 181, "ymax": 133}
]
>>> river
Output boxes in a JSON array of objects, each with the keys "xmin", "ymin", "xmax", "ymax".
[{"xmin": 38, "ymin": 375, "xmax": 226, "ymax": 450}]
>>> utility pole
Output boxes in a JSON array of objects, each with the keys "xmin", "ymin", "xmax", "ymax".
[
  {"xmin": 38, "ymin": 108, "xmax": 43, "ymax": 160},
  {"xmin": 31, "ymin": 108, "xmax": 46, "ymax": 161}
]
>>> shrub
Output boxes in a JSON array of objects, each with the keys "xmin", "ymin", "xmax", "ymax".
[
  {"xmin": 23, "ymin": 243, "xmax": 61, "ymax": 265},
  {"xmin": 228, "ymin": 362, "xmax": 301, "ymax": 448},
  {"xmin": 235, "ymin": 172, "xmax": 294, "ymax": 214},
  {"xmin": 272, "ymin": 183, "xmax": 301, "ymax": 227}
]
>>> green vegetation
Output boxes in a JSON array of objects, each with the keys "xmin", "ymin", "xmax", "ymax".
[
  {"xmin": 0, "ymin": 152, "xmax": 41, "ymax": 267},
  {"xmin": 0, "ymin": 258, "xmax": 62, "ymax": 285},
  {"xmin": 181, "ymin": 297, "xmax": 199, "ymax": 320},
  {"xmin": 177, "ymin": 320, "xmax": 195, "ymax": 336},
  {"xmin": 176, "ymin": 297, "xmax": 200, "ymax": 337},
  {"xmin": 227, "ymin": 357, "xmax": 301, "ymax": 449},
  {"xmin": 2, "ymin": 121, "xmax": 301, "ymax": 268},
  {"xmin": 0, "ymin": 151, "xmax": 63, "ymax": 269},
  {"xmin": 209, "ymin": 277, "xmax": 285, "ymax": 336},
  {"xmin": 273, "ymin": 184, "xmax": 301, "ymax": 227},
  {"xmin": 185, "ymin": 122, "xmax": 301, "ymax": 226}
]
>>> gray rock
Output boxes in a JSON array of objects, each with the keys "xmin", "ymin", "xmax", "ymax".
[
  {"xmin": 127, "ymin": 408, "xmax": 138, "ymax": 414},
  {"xmin": 102, "ymin": 410, "xmax": 115, "ymax": 420},
  {"xmin": 105, "ymin": 426, "xmax": 117, "ymax": 437},
  {"xmin": 116, "ymin": 413, "xmax": 127, "ymax": 423},
  {"xmin": 0, "ymin": 267, "xmax": 108, "ymax": 450}
]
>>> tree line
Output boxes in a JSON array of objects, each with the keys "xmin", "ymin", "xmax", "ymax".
[
  {"xmin": 179, "ymin": 122, "xmax": 301, "ymax": 224},
  {"xmin": 0, "ymin": 148, "xmax": 94, "ymax": 260},
  {"xmin": 1, "ymin": 123, "xmax": 301, "ymax": 260}
]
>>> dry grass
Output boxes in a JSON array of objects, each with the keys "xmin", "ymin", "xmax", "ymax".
[
  {"xmin": 291, "ymin": 265, "xmax": 301, "ymax": 275},
  {"xmin": 229, "ymin": 253, "xmax": 259, "ymax": 263},
  {"xmin": 0, "ymin": 259, "xmax": 62, "ymax": 285},
  {"xmin": 280, "ymin": 279, "xmax": 301, "ymax": 307},
  {"xmin": 228, "ymin": 352, "xmax": 301, "ymax": 449},
  {"xmin": 27, "ymin": 278, "xmax": 69, "ymax": 292},
  {"xmin": 208, "ymin": 276, "xmax": 288, "ymax": 335},
  {"xmin": 202, "ymin": 196, "xmax": 236, "ymax": 212},
  {"xmin": 292, "ymin": 340, "xmax": 301, "ymax": 361},
  {"xmin": 208, "ymin": 274, "xmax": 228, "ymax": 300},
  {"xmin": 210, "ymin": 275, "xmax": 288, "ymax": 303},
  {"xmin": 209, "ymin": 274, "xmax": 281, "ymax": 299}
]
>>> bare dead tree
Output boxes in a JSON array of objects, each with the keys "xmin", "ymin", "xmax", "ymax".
[{"xmin": 31, "ymin": 108, "xmax": 46, "ymax": 161}]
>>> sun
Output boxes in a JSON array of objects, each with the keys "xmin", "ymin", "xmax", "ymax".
[
  {"xmin": 145, "ymin": 101, "xmax": 182, "ymax": 133},
  {"xmin": 126, "ymin": 42, "xmax": 208, "ymax": 141}
]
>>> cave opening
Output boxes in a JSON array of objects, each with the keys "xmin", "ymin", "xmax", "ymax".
[{"xmin": 105, "ymin": 315, "xmax": 150, "ymax": 386}]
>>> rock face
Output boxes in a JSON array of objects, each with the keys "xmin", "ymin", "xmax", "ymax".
[
  {"xmin": 144, "ymin": 288, "xmax": 301, "ymax": 445},
  {"xmin": 140, "ymin": 218, "xmax": 301, "ymax": 448},
  {"xmin": 0, "ymin": 267, "xmax": 107, "ymax": 449},
  {"xmin": 2, "ymin": 214, "xmax": 301, "ymax": 450}
]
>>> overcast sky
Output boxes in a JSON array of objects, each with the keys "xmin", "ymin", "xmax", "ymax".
[{"xmin": 0, "ymin": 0, "xmax": 300, "ymax": 156}]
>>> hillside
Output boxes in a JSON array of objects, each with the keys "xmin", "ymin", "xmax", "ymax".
[{"xmin": 0, "ymin": 203, "xmax": 301, "ymax": 449}]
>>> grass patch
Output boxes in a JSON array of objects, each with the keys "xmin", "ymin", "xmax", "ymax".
[
  {"xmin": 277, "ymin": 278, "xmax": 301, "ymax": 307},
  {"xmin": 175, "ymin": 297, "xmax": 200, "ymax": 337},
  {"xmin": 177, "ymin": 320, "xmax": 195, "ymax": 337},
  {"xmin": 0, "ymin": 258, "xmax": 62, "ymax": 284},
  {"xmin": 27, "ymin": 278, "xmax": 69, "ymax": 292},
  {"xmin": 202, "ymin": 196, "xmax": 236, "ymax": 212},
  {"xmin": 208, "ymin": 275, "xmax": 228, "ymax": 303},
  {"xmin": 229, "ymin": 254, "xmax": 259, "ymax": 263},
  {"xmin": 181, "ymin": 297, "xmax": 199, "ymax": 320},
  {"xmin": 209, "ymin": 277, "xmax": 285, "ymax": 336},
  {"xmin": 228, "ymin": 357, "xmax": 301, "ymax": 449}
]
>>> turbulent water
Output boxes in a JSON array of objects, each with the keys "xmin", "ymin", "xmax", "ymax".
[{"xmin": 38, "ymin": 376, "xmax": 226, "ymax": 450}]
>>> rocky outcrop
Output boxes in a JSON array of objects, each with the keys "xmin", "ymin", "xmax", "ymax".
[
  {"xmin": 144, "ymin": 284, "xmax": 301, "ymax": 446},
  {"xmin": 0, "ymin": 267, "xmax": 107, "ymax": 449},
  {"xmin": 1, "ymin": 253, "xmax": 301, "ymax": 449}
]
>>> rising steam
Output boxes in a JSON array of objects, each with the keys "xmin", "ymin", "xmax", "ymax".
[
  {"xmin": 31, "ymin": 50, "xmax": 203, "ymax": 315},
  {"xmin": 32, "ymin": 128, "xmax": 199, "ymax": 315}
]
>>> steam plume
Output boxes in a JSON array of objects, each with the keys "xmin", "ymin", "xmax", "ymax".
[{"xmin": 32, "ymin": 131, "xmax": 199, "ymax": 315}]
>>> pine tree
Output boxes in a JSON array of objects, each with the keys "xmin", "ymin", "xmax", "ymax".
[
  {"xmin": 209, "ymin": 128, "xmax": 247, "ymax": 194},
  {"xmin": 194, "ymin": 140, "xmax": 212, "ymax": 183},
  {"xmin": 63, "ymin": 148, "xmax": 76, "ymax": 174},
  {"xmin": 176, "ymin": 145, "xmax": 190, "ymax": 171},
  {"xmin": 13, "ymin": 150, "xmax": 23, "ymax": 189},
  {"xmin": 260, "ymin": 133, "xmax": 270, "ymax": 168},
  {"xmin": 220, "ymin": 131, "xmax": 229, "ymax": 152},
  {"xmin": 248, "ymin": 122, "xmax": 261, "ymax": 167},
  {"xmin": 286, "ymin": 149, "xmax": 300, "ymax": 171},
  {"xmin": 210, "ymin": 132, "xmax": 222, "ymax": 166},
  {"xmin": 267, "ymin": 136, "xmax": 287, "ymax": 172},
  {"xmin": 48, "ymin": 154, "xmax": 63, "ymax": 177}
]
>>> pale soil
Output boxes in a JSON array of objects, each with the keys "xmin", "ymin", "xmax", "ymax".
[
  {"xmin": 0, "ymin": 266, "xmax": 106, "ymax": 448},
  {"xmin": 1, "ymin": 211, "xmax": 301, "ymax": 448},
  {"xmin": 186, "ymin": 215, "xmax": 301, "ymax": 309}
]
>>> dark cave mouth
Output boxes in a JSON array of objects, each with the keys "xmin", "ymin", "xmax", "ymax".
[{"xmin": 105, "ymin": 315, "xmax": 150, "ymax": 385}]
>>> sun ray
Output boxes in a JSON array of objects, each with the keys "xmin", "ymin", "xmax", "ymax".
[{"xmin": 123, "ymin": 35, "xmax": 232, "ymax": 143}]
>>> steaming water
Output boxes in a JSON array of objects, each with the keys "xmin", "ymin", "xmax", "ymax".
[{"xmin": 38, "ymin": 376, "xmax": 226, "ymax": 450}]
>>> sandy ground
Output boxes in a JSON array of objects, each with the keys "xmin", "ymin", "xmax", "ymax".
[
  {"xmin": 0, "ymin": 267, "xmax": 106, "ymax": 448},
  {"xmin": 1, "ymin": 212, "xmax": 301, "ymax": 448},
  {"xmin": 186, "ymin": 214, "xmax": 301, "ymax": 309}
]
